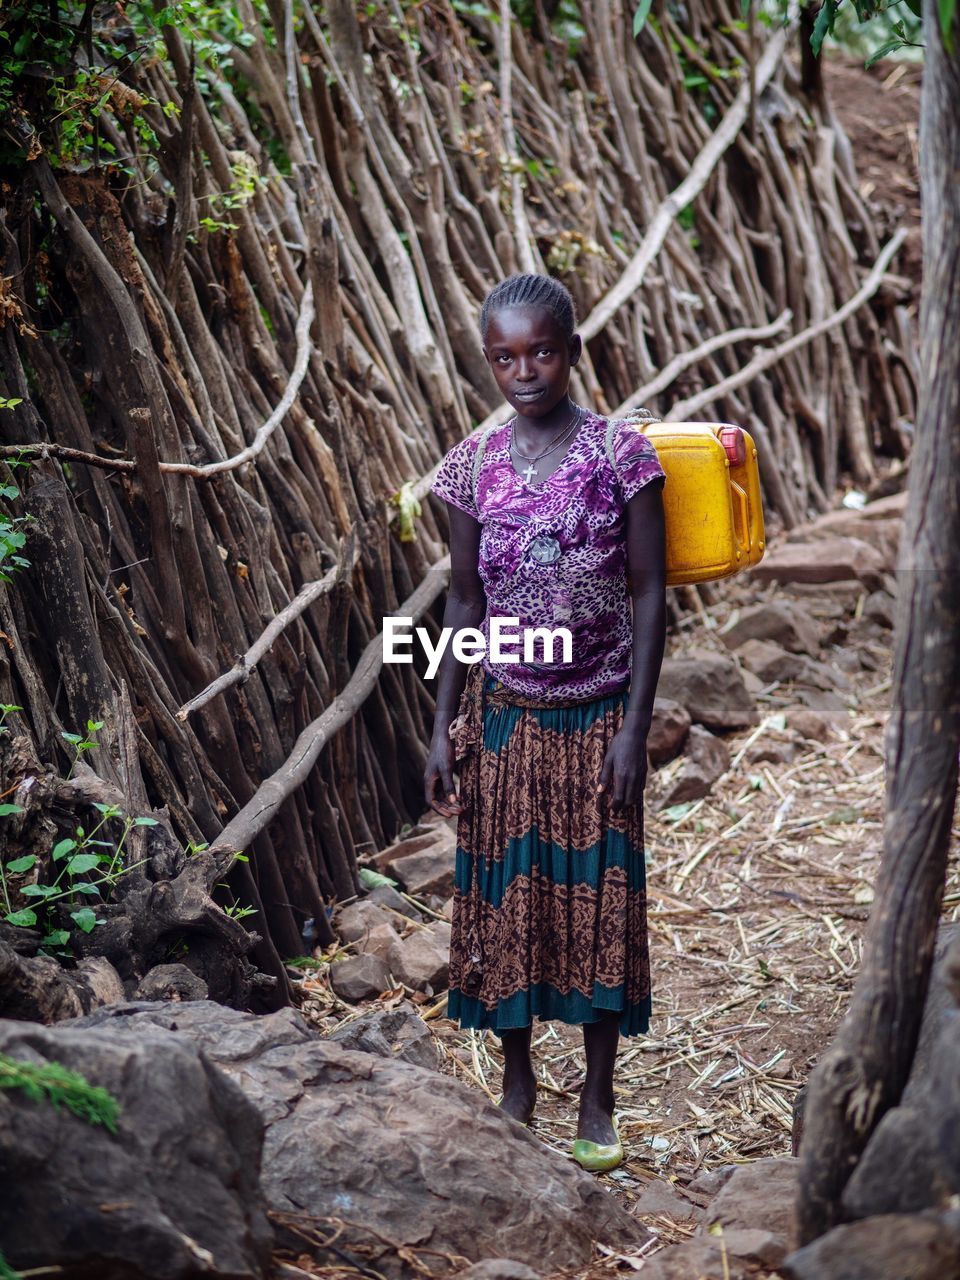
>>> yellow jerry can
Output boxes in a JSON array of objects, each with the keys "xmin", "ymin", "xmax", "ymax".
[{"xmin": 643, "ymin": 421, "xmax": 766, "ymax": 586}]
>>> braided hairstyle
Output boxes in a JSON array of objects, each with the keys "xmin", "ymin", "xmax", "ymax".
[{"xmin": 479, "ymin": 273, "xmax": 576, "ymax": 344}]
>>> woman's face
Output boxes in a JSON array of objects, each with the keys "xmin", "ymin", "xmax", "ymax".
[{"xmin": 483, "ymin": 305, "xmax": 581, "ymax": 419}]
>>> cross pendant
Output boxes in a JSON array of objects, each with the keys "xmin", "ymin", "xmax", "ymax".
[{"xmin": 521, "ymin": 462, "xmax": 538, "ymax": 483}]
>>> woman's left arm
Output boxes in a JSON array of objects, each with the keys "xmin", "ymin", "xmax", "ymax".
[{"xmin": 598, "ymin": 479, "xmax": 667, "ymax": 810}]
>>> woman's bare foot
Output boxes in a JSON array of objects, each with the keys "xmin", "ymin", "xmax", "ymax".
[
  {"xmin": 576, "ymin": 1089, "xmax": 617, "ymax": 1145},
  {"xmin": 499, "ymin": 1025, "xmax": 536, "ymax": 1124},
  {"xmin": 500, "ymin": 1065, "xmax": 537, "ymax": 1124}
]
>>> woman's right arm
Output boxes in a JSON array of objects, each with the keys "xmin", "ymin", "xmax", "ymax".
[{"xmin": 424, "ymin": 504, "xmax": 486, "ymax": 817}]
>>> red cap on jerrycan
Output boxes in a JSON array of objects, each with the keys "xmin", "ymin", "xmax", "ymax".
[{"xmin": 717, "ymin": 425, "xmax": 746, "ymax": 465}]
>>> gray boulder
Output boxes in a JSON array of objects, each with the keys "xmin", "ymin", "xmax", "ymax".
[
  {"xmin": 329, "ymin": 953, "xmax": 392, "ymax": 1001},
  {"xmin": 0, "ymin": 1015, "xmax": 272, "ymax": 1279},
  {"xmin": 74, "ymin": 1002, "xmax": 648, "ymax": 1273},
  {"xmin": 325, "ymin": 1001, "xmax": 441, "ymax": 1072}
]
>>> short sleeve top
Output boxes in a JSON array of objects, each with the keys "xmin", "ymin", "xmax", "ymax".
[{"xmin": 430, "ymin": 411, "xmax": 665, "ymax": 701}]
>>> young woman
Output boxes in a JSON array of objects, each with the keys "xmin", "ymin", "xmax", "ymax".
[{"xmin": 424, "ymin": 273, "xmax": 666, "ymax": 1172}]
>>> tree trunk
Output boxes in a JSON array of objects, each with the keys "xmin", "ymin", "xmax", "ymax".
[{"xmin": 796, "ymin": 2, "xmax": 960, "ymax": 1242}]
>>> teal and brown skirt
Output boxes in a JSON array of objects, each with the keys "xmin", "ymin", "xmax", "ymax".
[{"xmin": 447, "ymin": 663, "xmax": 651, "ymax": 1037}]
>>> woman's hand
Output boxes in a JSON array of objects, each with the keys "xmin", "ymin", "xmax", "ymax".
[
  {"xmin": 597, "ymin": 728, "xmax": 648, "ymax": 811},
  {"xmin": 424, "ymin": 734, "xmax": 465, "ymax": 818}
]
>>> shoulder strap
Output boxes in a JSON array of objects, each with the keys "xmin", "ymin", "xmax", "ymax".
[
  {"xmin": 605, "ymin": 408, "xmax": 661, "ymax": 470},
  {"xmin": 470, "ymin": 420, "xmax": 503, "ymax": 509}
]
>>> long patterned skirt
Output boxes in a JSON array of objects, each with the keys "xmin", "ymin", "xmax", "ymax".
[{"xmin": 447, "ymin": 663, "xmax": 651, "ymax": 1037}]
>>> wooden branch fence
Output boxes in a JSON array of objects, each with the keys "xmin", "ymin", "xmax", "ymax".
[{"xmin": 0, "ymin": 0, "xmax": 917, "ymax": 1004}]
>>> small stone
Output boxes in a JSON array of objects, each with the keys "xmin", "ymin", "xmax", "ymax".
[
  {"xmin": 660, "ymin": 726, "xmax": 730, "ymax": 807},
  {"xmin": 367, "ymin": 883, "xmax": 424, "ymax": 921},
  {"xmin": 374, "ymin": 823, "xmax": 451, "ymax": 869},
  {"xmin": 640, "ymin": 1238, "xmax": 745, "ymax": 1280},
  {"xmin": 721, "ymin": 600, "xmax": 822, "ymax": 657},
  {"xmin": 794, "ymin": 686, "xmax": 851, "ymax": 726},
  {"xmin": 864, "ymin": 589, "xmax": 896, "ymax": 629},
  {"xmin": 329, "ymin": 954, "xmax": 392, "ymax": 1002},
  {"xmin": 134, "ymin": 964, "xmax": 208, "ymax": 1002},
  {"xmin": 719, "ymin": 1227, "xmax": 786, "ymax": 1268},
  {"xmin": 457, "ymin": 1261, "xmax": 543, "ymax": 1280},
  {"xmin": 648, "ymin": 697, "xmax": 691, "ymax": 766},
  {"xmin": 687, "ymin": 1165, "xmax": 738, "ymax": 1197},
  {"xmin": 633, "ymin": 1178, "xmax": 702, "ymax": 1221},
  {"xmin": 786, "ymin": 705, "xmax": 834, "ymax": 742},
  {"xmin": 361, "ymin": 922, "xmax": 402, "ymax": 966},
  {"xmin": 736, "ymin": 638, "xmax": 806, "ymax": 683},
  {"xmin": 389, "ymin": 921, "xmax": 451, "ymax": 992},
  {"xmin": 336, "ymin": 899, "xmax": 396, "ymax": 943},
  {"xmin": 736, "ymin": 640, "xmax": 848, "ymax": 692},
  {"xmin": 747, "ymin": 740, "xmax": 797, "ymax": 766},
  {"xmin": 740, "ymin": 668, "xmax": 765, "ymax": 696},
  {"xmin": 388, "ymin": 830, "xmax": 456, "ymax": 900},
  {"xmin": 657, "ymin": 651, "xmax": 758, "ymax": 731}
]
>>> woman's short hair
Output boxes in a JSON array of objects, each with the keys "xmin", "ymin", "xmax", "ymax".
[{"xmin": 480, "ymin": 273, "xmax": 576, "ymax": 343}]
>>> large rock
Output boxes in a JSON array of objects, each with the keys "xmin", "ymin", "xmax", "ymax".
[
  {"xmin": 74, "ymin": 1002, "xmax": 648, "ymax": 1274},
  {"xmin": 329, "ymin": 953, "xmax": 392, "ymax": 1001},
  {"xmin": 785, "ymin": 704, "xmax": 835, "ymax": 742},
  {"xmin": 647, "ymin": 697, "xmax": 692, "ymax": 766},
  {"xmin": 659, "ymin": 725, "xmax": 730, "ymax": 807},
  {"xmin": 0, "ymin": 1015, "xmax": 272, "ymax": 1279},
  {"xmin": 720, "ymin": 600, "xmax": 822, "ymax": 657},
  {"xmin": 336, "ymin": 898, "xmax": 399, "ymax": 942},
  {"xmin": 386, "ymin": 828, "xmax": 456, "ymax": 900},
  {"xmin": 134, "ymin": 963, "xmax": 209, "ymax": 1002},
  {"xmin": 751, "ymin": 536, "xmax": 887, "ymax": 590},
  {"xmin": 782, "ymin": 1211, "xmax": 960, "ymax": 1280},
  {"xmin": 325, "ymin": 1002, "xmax": 441, "ymax": 1072},
  {"xmin": 641, "ymin": 1229, "xmax": 782, "ymax": 1280},
  {"xmin": 657, "ymin": 651, "xmax": 758, "ymax": 731},
  {"xmin": 704, "ymin": 1156, "xmax": 797, "ymax": 1257},
  {"xmin": 736, "ymin": 639, "xmax": 847, "ymax": 692},
  {"xmin": 786, "ymin": 505, "xmax": 903, "ymax": 573},
  {"xmin": 389, "ymin": 920, "xmax": 452, "ymax": 992}
]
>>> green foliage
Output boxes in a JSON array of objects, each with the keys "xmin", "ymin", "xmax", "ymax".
[
  {"xmin": 0, "ymin": 1053, "xmax": 121, "ymax": 1131},
  {"xmin": 0, "ymin": 0, "xmax": 279, "ymax": 172},
  {"xmin": 0, "ymin": 783, "xmax": 157, "ymax": 952},
  {"xmin": 0, "ymin": 404, "xmax": 31, "ymax": 584},
  {"xmin": 633, "ymin": 0, "xmax": 653, "ymax": 37},
  {"xmin": 0, "ymin": 1249, "xmax": 22, "ymax": 1280}
]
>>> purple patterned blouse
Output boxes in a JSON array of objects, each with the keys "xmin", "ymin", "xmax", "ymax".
[{"xmin": 431, "ymin": 411, "xmax": 666, "ymax": 701}]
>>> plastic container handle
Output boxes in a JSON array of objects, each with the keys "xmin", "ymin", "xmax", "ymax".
[{"xmin": 731, "ymin": 481, "xmax": 750, "ymax": 554}]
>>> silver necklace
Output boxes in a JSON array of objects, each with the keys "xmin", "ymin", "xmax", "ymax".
[{"xmin": 510, "ymin": 405, "xmax": 583, "ymax": 484}]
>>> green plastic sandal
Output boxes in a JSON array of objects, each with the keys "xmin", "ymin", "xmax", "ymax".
[{"xmin": 572, "ymin": 1120, "xmax": 623, "ymax": 1173}]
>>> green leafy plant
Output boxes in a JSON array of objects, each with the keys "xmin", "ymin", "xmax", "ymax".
[
  {"xmin": 0, "ymin": 1053, "xmax": 120, "ymax": 1131},
  {"xmin": 1, "ymin": 796, "xmax": 156, "ymax": 949},
  {"xmin": 61, "ymin": 719, "xmax": 103, "ymax": 780},
  {"xmin": 0, "ymin": 1248, "xmax": 22, "ymax": 1280}
]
